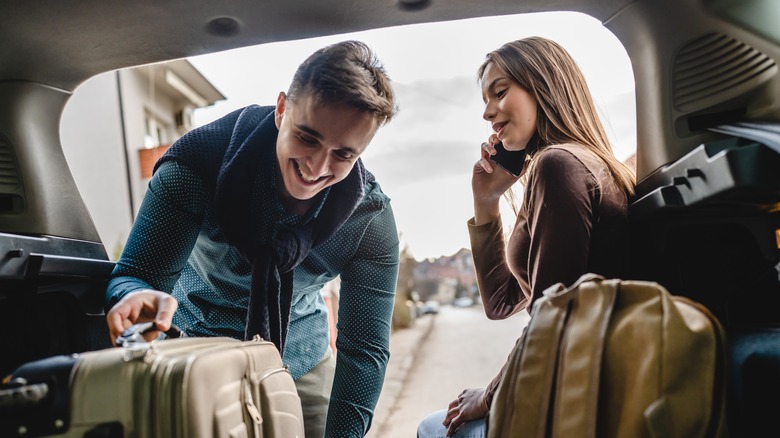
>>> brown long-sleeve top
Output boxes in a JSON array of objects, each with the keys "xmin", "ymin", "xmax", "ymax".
[{"xmin": 468, "ymin": 144, "xmax": 631, "ymax": 406}]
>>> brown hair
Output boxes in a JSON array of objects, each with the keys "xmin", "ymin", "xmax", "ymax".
[
  {"xmin": 477, "ymin": 36, "xmax": 635, "ymax": 197},
  {"xmin": 288, "ymin": 40, "xmax": 396, "ymax": 126}
]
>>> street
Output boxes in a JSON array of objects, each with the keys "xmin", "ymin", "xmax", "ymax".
[{"xmin": 369, "ymin": 303, "xmax": 530, "ymax": 437}]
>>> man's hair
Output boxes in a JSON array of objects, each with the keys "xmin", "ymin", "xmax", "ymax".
[{"xmin": 288, "ymin": 40, "xmax": 396, "ymax": 126}]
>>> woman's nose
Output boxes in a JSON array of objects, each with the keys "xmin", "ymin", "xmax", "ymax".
[{"xmin": 482, "ymin": 103, "xmax": 495, "ymax": 121}]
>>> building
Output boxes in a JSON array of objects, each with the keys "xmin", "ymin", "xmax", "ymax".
[
  {"xmin": 414, "ymin": 248, "xmax": 477, "ymax": 303},
  {"xmin": 60, "ymin": 60, "xmax": 224, "ymax": 259}
]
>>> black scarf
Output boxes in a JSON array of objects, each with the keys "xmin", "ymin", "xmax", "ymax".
[{"xmin": 156, "ymin": 105, "xmax": 373, "ymax": 353}]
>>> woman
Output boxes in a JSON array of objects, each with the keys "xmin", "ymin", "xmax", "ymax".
[{"xmin": 418, "ymin": 36, "xmax": 635, "ymax": 437}]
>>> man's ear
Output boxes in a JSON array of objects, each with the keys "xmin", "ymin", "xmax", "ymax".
[{"xmin": 274, "ymin": 92, "xmax": 287, "ymax": 129}]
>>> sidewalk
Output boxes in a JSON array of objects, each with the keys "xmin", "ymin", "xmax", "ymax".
[{"xmin": 367, "ymin": 313, "xmax": 437, "ymax": 438}]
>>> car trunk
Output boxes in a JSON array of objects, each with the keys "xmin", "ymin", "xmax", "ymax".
[{"xmin": 0, "ymin": 234, "xmax": 113, "ymax": 377}]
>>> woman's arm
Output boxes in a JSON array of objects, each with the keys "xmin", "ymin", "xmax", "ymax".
[
  {"xmin": 469, "ymin": 147, "xmax": 598, "ymax": 319},
  {"xmin": 468, "ymin": 217, "xmax": 530, "ymax": 319}
]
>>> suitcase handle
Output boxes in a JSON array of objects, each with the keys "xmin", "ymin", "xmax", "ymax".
[{"xmin": 116, "ymin": 322, "xmax": 187, "ymax": 346}]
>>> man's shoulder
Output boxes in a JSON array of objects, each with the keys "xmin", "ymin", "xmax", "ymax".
[
  {"xmin": 336, "ymin": 180, "xmax": 395, "ymax": 236},
  {"xmin": 355, "ymin": 180, "xmax": 392, "ymax": 214},
  {"xmin": 197, "ymin": 104, "xmax": 274, "ymax": 133},
  {"xmin": 237, "ymin": 104, "xmax": 275, "ymax": 119}
]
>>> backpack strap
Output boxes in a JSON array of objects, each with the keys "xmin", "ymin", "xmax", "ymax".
[
  {"xmin": 495, "ymin": 274, "xmax": 617, "ymax": 438},
  {"xmin": 499, "ymin": 285, "xmax": 570, "ymax": 437},
  {"xmin": 551, "ymin": 278, "xmax": 618, "ymax": 437}
]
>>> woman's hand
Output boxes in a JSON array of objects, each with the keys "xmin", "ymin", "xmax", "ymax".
[
  {"xmin": 442, "ymin": 387, "xmax": 490, "ymax": 437},
  {"xmin": 106, "ymin": 289, "xmax": 178, "ymax": 346},
  {"xmin": 472, "ymin": 135, "xmax": 520, "ymax": 225}
]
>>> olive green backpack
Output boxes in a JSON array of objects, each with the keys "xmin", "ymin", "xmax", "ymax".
[{"xmin": 488, "ymin": 274, "xmax": 729, "ymax": 438}]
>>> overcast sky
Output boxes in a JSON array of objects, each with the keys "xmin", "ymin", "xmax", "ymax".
[{"xmin": 189, "ymin": 11, "xmax": 636, "ymax": 261}]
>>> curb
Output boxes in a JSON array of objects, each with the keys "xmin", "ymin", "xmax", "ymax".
[{"xmin": 368, "ymin": 314, "xmax": 437, "ymax": 437}]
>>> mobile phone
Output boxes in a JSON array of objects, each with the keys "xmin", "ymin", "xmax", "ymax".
[{"xmin": 490, "ymin": 141, "xmax": 526, "ymax": 177}]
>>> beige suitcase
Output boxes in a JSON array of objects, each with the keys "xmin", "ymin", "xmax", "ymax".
[{"xmin": 1, "ymin": 326, "xmax": 304, "ymax": 438}]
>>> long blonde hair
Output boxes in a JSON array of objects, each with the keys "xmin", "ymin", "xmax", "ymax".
[{"xmin": 477, "ymin": 36, "xmax": 635, "ymax": 197}]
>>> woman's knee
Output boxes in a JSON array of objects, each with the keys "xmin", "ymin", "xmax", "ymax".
[
  {"xmin": 417, "ymin": 409, "xmax": 448, "ymax": 438},
  {"xmin": 417, "ymin": 409, "xmax": 488, "ymax": 438}
]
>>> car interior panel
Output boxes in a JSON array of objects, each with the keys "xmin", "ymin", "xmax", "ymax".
[{"xmin": 1, "ymin": 0, "xmax": 779, "ymax": 435}]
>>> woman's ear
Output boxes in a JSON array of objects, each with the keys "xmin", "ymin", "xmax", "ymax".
[{"xmin": 274, "ymin": 92, "xmax": 287, "ymax": 129}]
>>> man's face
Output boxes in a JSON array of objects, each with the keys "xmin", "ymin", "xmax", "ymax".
[{"xmin": 274, "ymin": 91, "xmax": 377, "ymax": 204}]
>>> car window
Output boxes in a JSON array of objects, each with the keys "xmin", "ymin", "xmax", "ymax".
[{"xmin": 60, "ymin": 11, "xmax": 635, "ymax": 262}]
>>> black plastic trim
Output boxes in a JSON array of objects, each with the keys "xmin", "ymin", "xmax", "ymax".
[{"xmin": 1, "ymin": 233, "xmax": 111, "ymax": 280}]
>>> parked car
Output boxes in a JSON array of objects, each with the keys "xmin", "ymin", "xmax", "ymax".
[
  {"xmin": 452, "ymin": 296, "xmax": 474, "ymax": 308},
  {"xmin": 1, "ymin": 0, "xmax": 779, "ymax": 436},
  {"xmin": 422, "ymin": 300, "xmax": 441, "ymax": 315}
]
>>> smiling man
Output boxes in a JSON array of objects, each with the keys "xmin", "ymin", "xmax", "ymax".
[{"xmin": 105, "ymin": 40, "xmax": 399, "ymax": 438}]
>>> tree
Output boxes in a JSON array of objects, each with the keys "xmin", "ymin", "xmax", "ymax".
[{"xmin": 392, "ymin": 241, "xmax": 418, "ymax": 330}]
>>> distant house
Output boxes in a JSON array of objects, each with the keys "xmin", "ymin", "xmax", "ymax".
[
  {"xmin": 414, "ymin": 248, "xmax": 477, "ymax": 303},
  {"xmin": 60, "ymin": 60, "xmax": 225, "ymax": 259}
]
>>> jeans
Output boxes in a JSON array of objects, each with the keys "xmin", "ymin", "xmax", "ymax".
[{"xmin": 417, "ymin": 409, "xmax": 487, "ymax": 438}]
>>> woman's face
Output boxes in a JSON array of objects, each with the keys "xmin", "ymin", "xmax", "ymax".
[
  {"xmin": 274, "ymin": 91, "xmax": 377, "ymax": 208},
  {"xmin": 481, "ymin": 62, "xmax": 538, "ymax": 151}
]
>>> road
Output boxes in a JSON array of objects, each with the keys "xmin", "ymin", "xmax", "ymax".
[{"xmin": 369, "ymin": 303, "xmax": 529, "ymax": 438}]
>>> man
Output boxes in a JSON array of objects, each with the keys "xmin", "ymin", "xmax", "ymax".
[{"xmin": 105, "ymin": 40, "xmax": 399, "ymax": 437}]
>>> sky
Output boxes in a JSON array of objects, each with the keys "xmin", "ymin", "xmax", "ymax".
[{"xmin": 188, "ymin": 12, "xmax": 636, "ymax": 261}]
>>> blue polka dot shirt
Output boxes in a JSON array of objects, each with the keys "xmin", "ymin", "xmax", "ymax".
[{"xmin": 106, "ymin": 160, "xmax": 399, "ymax": 437}]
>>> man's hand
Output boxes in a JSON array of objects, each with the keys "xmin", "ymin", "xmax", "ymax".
[
  {"xmin": 106, "ymin": 289, "xmax": 178, "ymax": 346},
  {"xmin": 442, "ymin": 387, "xmax": 489, "ymax": 437}
]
